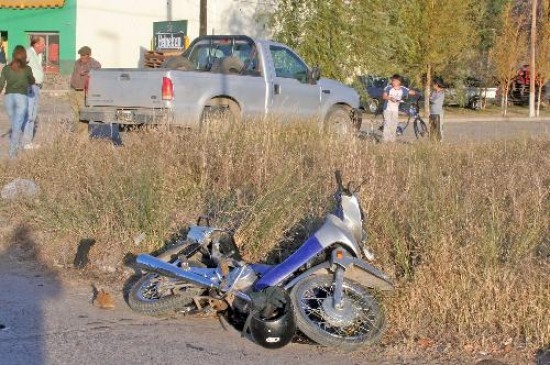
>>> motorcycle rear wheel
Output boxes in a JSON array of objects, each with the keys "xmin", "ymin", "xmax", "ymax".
[
  {"xmin": 128, "ymin": 272, "xmax": 204, "ymax": 315},
  {"xmin": 290, "ymin": 274, "xmax": 386, "ymax": 352}
]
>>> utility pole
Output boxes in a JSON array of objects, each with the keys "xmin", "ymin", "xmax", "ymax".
[
  {"xmin": 200, "ymin": 0, "xmax": 208, "ymax": 36},
  {"xmin": 530, "ymin": 0, "xmax": 538, "ymax": 117},
  {"xmin": 166, "ymin": 0, "xmax": 173, "ymax": 21}
]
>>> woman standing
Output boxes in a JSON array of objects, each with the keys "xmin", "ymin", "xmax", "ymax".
[{"xmin": 0, "ymin": 45, "xmax": 35, "ymax": 158}]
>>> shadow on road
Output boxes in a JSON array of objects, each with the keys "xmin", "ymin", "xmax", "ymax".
[{"xmin": 0, "ymin": 223, "xmax": 62, "ymax": 365}]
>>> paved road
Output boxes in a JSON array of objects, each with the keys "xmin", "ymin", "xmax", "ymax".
[
  {"xmin": 0, "ymin": 256, "xmax": 446, "ymax": 365},
  {"xmin": 360, "ymin": 115, "xmax": 550, "ymax": 143}
]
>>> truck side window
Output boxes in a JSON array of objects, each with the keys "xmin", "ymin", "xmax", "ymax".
[{"xmin": 269, "ymin": 45, "xmax": 309, "ymax": 83}]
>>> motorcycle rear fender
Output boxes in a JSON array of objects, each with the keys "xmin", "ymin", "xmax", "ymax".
[{"xmin": 314, "ymin": 214, "xmax": 361, "ymax": 257}]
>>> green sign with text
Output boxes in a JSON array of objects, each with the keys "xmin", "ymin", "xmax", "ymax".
[{"xmin": 153, "ymin": 20, "xmax": 188, "ymax": 50}]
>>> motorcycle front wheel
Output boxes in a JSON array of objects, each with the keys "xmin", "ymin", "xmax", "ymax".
[
  {"xmin": 290, "ymin": 274, "xmax": 386, "ymax": 352},
  {"xmin": 128, "ymin": 273, "xmax": 204, "ymax": 315}
]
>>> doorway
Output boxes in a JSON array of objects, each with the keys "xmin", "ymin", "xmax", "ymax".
[{"xmin": 27, "ymin": 32, "xmax": 60, "ymax": 73}]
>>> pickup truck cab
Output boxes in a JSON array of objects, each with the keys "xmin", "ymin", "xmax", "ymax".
[{"xmin": 80, "ymin": 35, "xmax": 362, "ymax": 133}]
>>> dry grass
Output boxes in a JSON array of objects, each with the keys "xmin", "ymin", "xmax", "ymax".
[{"xmin": 0, "ymin": 119, "xmax": 549, "ymax": 350}]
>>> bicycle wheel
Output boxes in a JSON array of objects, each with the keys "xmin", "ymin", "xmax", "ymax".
[{"xmin": 413, "ymin": 116, "xmax": 428, "ymax": 139}]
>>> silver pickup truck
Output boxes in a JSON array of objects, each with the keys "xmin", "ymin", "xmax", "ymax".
[{"xmin": 80, "ymin": 35, "xmax": 362, "ymax": 133}]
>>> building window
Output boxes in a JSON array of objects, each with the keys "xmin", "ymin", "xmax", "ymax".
[{"xmin": 27, "ymin": 32, "xmax": 60, "ymax": 74}]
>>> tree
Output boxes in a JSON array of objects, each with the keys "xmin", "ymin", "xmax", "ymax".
[
  {"xmin": 536, "ymin": 0, "xmax": 550, "ymax": 116},
  {"xmin": 490, "ymin": 2, "xmax": 528, "ymax": 116},
  {"xmin": 467, "ymin": 0, "xmax": 509, "ymax": 108},
  {"xmin": 269, "ymin": 0, "xmax": 406, "ymax": 81},
  {"xmin": 397, "ymin": 0, "xmax": 477, "ymax": 115}
]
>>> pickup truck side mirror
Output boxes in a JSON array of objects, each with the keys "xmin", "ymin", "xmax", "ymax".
[{"xmin": 309, "ymin": 67, "xmax": 321, "ymax": 84}]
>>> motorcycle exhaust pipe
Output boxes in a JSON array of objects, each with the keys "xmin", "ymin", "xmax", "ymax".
[{"xmin": 135, "ymin": 254, "xmax": 216, "ymax": 288}]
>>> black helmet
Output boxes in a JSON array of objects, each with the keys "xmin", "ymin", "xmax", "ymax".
[{"xmin": 248, "ymin": 287, "xmax": 297, "ymax": 349}]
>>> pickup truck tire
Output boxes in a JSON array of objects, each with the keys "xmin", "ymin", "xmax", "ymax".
[
  {"xmin": 201, "ymin": 97, "xmax": 242, "ymax": 129},
  {"xmin": 221, "ymin": 56, "xmax": 245, "ymax": 74},
  {"xmin": 162, "ymin": 56, "xmax": 194, "ymax": 71},
  {"xmin": 324, "ymin": 105, "xmax": 356, "ymax": 135},
  {"xmin": 366, "ymin": 98, "xmax": 379, "ymax": 114}
]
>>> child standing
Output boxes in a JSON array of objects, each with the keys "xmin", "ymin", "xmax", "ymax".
[
  {"xmin": 429, "ymin": 78, "xmax": 445, "ymax": 142},
  {"xmin": 382, "ymin": 74, "xmax": 416, "ymax": 143}
]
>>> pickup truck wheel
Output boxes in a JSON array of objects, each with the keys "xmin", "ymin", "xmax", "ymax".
[
  {"xmin": 200, "ymin": 98, "xmax": 241, "ymax": 131},
  {"xmin": 324, "ymin": 105, "xmax": 356, "ymax": 135},
  {"xmin": 162, "ymin": 57, "xmax": 193, "ymax": 71},
  {"xmin": 366, "ymin": 98, "xmax": 379, "ymax": 114}
]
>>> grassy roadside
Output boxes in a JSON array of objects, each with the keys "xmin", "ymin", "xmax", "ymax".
[{"xmin": 0, "ymin": 120, "xmax": 548, "ymax": 354}]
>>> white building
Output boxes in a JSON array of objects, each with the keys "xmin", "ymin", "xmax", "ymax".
[{"xmin": 76, "ymin": 0, "xmax": 274, "ymax": 69}]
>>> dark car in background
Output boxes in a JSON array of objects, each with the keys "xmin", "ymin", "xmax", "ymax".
[{"xmin": 353, "ymin": 75, "xmax": 413, "ymax": 114}]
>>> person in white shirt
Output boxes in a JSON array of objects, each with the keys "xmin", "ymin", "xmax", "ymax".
[
  {"xmin": 24, "ymin": 36, "xmax": 45, "ymax": 149},
  {"xmin": 382, "ymin": 74, "xmax": 417, "ymax": 143}
]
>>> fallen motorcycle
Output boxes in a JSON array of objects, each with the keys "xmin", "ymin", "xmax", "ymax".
[{"xmin": 128, "ymin": 171, "xmax": 394, "ymax": 352}]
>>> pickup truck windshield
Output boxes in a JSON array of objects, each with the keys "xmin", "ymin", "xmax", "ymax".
[
  {"xmin": 269, "ymin": 45, "xmax": 309, "ymax": 84},
  {"xmin": 188, "ymin": 38, "xmax": 259, "ymax": 73}
]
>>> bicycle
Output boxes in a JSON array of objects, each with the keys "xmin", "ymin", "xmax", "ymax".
[
  {"xmin": 399, "ymin": 97, "xmax": 428, "ymax": 139},
  {"xmin": 362, "ymin": 96, "xmax": 428, "ymax": 142}
]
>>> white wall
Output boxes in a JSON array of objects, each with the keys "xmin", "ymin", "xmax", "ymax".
[{"xmin": 76, "ymin": 0, "xmax": 274, "ymax": 68}]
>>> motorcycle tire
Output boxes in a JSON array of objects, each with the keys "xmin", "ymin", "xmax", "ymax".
[
  {"xmin": 128, "ymin": 269, "xmax": 204, "ymax": 316},
  {"xmin": 290, "ymin": 274, "xmax": 386, "ymax": 352}
]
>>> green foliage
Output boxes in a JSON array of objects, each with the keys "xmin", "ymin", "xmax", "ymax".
[
  {"xmin": 270, "ymin": 0, "xmax": 407, "ymax": 81},
  {"xmin": 490, "ymin": 1, "xmax": 528, "ymax": 115},
  {"xmin": 269, "ymin": 0, "xmax": 511, "ymax": 87}
]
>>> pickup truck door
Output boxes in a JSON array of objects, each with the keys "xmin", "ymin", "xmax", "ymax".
[{"xmin": 267, "ymin": 45, "xmax": 321, "ymax": 119}]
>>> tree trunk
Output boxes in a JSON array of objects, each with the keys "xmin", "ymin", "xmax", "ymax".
[
  {"xmin": 529, "ymin": 0, "xmax": 538, "ymax": 117},
  {"xmin": 424, "ymin": 64, "xmax": 432, "ymax": 117},
  {"xmin": 537, "ymin": 82, "xmax": 543, "ymax": 116},
  {"xmin": 503, "ymin": 84, "xmax": 509, "ymax": 117},
  {"xmin": 199, "ymin": 0, "xmax": 208, "ymax": 36}
]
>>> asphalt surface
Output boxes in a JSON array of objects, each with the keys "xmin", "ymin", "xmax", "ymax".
[
  {"xmin": 0, "ymin": 257, "xmax": 426, "ymax": 365},
  {"xmin": 360, "ymin": 114, "xmax": 550, "ymax": 143}
]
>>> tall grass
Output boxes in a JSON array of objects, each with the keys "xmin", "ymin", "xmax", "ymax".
[{"xmin": 0, "ymin": 120, "xmax": 548, "ymax": 349}]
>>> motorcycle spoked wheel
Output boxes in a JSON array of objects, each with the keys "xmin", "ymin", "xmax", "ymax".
[
  {"xmin": 128, "ymin": 271, "xmax": 205, "ymax": 316},
  {"xmin": 290, "ymin": 274, "xmax": 386, "ymax": 352}
]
